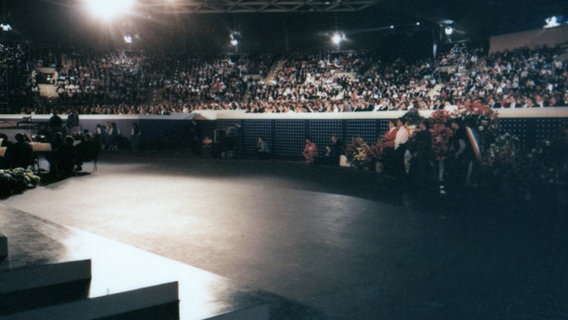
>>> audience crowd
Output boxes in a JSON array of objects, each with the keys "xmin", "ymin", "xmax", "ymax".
[
  {"xmin": 1, "ymin": 42, "xmax": 567, "ymax": 116},
  {"xmin": 2, "ymin": 40, "xmax": 567, "ymax": 202}
]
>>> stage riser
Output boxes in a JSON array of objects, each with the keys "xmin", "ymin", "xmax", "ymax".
[
  {"xmin": 0, "ymin": 260, "xmax": 91, "ymax": 315},
  {"xmin": 0, "ymin": 282, "xmax": 179, "ymax": 320},
  {"xmin": 0, "ymin": 233, "xmax": 6, "ymax": 262}
]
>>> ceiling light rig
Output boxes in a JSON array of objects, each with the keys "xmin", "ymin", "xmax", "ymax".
[{"xmin": 41, "ymin": 0, "xmax": 375, "ymax": 14}]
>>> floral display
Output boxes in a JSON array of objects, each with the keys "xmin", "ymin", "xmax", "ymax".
[
  {"xmin": 452, "ymin": 102, "xmax": 499, "ymax": 133},
  {"xmin": 485, "ymin": 133, "xmax": 521, "ymax": 168},
  {"xmin": 346, "ymin": 137, "xmax": 374, "ymax": 169},
  {"xmin": 430, "ymin": 124, "xmax": 454, "ymax": 160},
  {"xmin": 0, "ymin": 168, "xmax": 41, "ymax": 198},
  {"xmin": 452, "ymin": 102, "xmax": 499, "ymax": 150},
  {"xmin": 425, "ymin": 103, "xmax": 499, "ymax": 162},
  {"xmin": 428, "ymin": 110, "xmax": 453, "ymax": 160}
]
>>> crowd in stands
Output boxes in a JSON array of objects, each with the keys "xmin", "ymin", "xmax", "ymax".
[{"xmin": 2, "ymin": 42, "xmax": 568, "ymax": 115}]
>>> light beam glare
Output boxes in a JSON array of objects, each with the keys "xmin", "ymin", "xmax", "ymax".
[{"xmin": 83, "ymin": 0, "xmax": 135, "ymax": 22}]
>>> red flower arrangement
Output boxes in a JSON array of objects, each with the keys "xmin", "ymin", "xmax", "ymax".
[
  {"xmin": 428, "ymin": 103, "xmax": 499, "ymax": 161},
  {"xmin": 429, "ymin": 110, "xmax": 451, "ymax": 126},
  {"xmin": 428, "ymin": 110, "xmax": 453, "ymax": 160},
  {"xmin": 430, "ymin": 123, "xmax": 454, "ymax": 160},
  {"xmin": 452, "ymin": 101, "xmax": 499, "ymax": 133}
]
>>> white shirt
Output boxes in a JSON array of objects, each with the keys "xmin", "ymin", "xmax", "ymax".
[{"xmin": 395, "ymin": 126, "xmax": 409, "ymax": 150}]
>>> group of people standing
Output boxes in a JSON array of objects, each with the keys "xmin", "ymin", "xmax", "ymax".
[
  {"xmin": 380, "ymin": 117, "xmax": 477, "ymax": 193},
  {"xmin": 296, "ymin": 117, "xmax": 477, "ymax": 194}
]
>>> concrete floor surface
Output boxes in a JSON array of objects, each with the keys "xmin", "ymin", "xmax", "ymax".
[{"xmin": 3, "ymin": 153, "xmax": 568, "ymax": 319}]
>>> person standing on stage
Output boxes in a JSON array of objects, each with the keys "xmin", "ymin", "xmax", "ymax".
[
  {"xmin": 66, "ymin": 108, "xmax": 80, "ymax": 134},
  {"xmin": 381, "ymin": 119, "xmax": 398, "ymax": 175},
  {"xmin": 49, "ymin": 110, "xmax": 63, "ymax": 134},
  {"xmin": 394, "ymin": 117, "xmax": 409, "ymax": 178},
  {"xmin": 130, "ymin": 123, "xmax": 141, "ymax": 153}
]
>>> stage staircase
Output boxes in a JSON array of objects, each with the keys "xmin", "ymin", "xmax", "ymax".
[
  {"xmin": 0, "ymin": 234, "xmax": 180, "ymax": 320},
  {"xmin": 0, "ymin": 207, "xmax": 326, "ymax": 320}
]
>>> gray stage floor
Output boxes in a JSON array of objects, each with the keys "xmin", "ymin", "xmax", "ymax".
[{"xmin": 2, "ymin": 152, "xmax": 568, "ymax": 319}]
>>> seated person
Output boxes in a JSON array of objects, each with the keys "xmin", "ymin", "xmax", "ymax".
[
  {"xmin": 320, "ymin": 145, "xmax": 335, "ymax": 166},
  {"xmin": 256, "ymin": 136, "xmax": 270, "ymax": 160},
  {"xmin": 50, "ymin": 134, "xmax": 77, "ymax": 177},
  {"xmin": 75, "ymin": 132, "xmax": 101, "ymax": 171},
  {"xmin": 303, "ymin": 138, "xmax": 317, "ymax": 164},
  {"xmin": 4, "ymin": 133, "xmax": 34, "ymax": 169}
]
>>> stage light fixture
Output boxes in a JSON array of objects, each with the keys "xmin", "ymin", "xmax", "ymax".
[
  {"xmin": 229, "ymin": 31, "xmax": 240, "ymax": 47},
  {"xmin": 0, "ymin": 23, "xmax": 11, "ymax": 31},
  {"xmin": 444, "ymin": 26, "xmax": 453, "ymax": 35},
  {"xmin": 83, "ymin": 0, "xmax": 135, "ymax": 22},
  {"xmin": 544, "ymin": 16, "xmax": 560, "ymax": 28},
  {"xmin": 331, "ymin": 32, "xmax": 346, "ymax": 45},
  {"xmin": 124, "ymin": 35, "xmax": 133, "ymax": 43}
]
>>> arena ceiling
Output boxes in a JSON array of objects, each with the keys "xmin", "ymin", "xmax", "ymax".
[
  {"xmin": 39, "ymin": 0, "xmax": 377, "ymax": 13},
  {"xmin": 30, "ymin": 0, "xmax": 567, "ymax": 30},
  {"xmin": 1, "ymin": 0, "xmax": 567, "ymax": 53}
]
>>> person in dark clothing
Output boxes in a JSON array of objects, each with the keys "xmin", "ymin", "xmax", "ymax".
[
  {"xmin": 75, "ymin": 132, "xmax": 101, "ymax": 172},
  {"xmin": 54, "ymin": 135, "xmax": 78, "ymax": 177},
  {"xmin": 108, "ymin": 122, "xmax": 120, "ymax": 152},
  {"xmin": 4, "ymin": 133, "xmax": 34, "ymax": 169},
  {"xmin": 409, "ymin": 120, "xmax": 433, "ymax": 186},
  {"xmin": 48, "ymin": 132, "xmax": 64, "ymax": 177},
  {"xmin": 66, "ymin": 108, "xmax": 80, "ymax": 133},
  {"xmin": 0, "ymin": 133, "xmax": 9, "ymax": 147},
  {"xmin": 49, "ymin": 110, "xmax": 63, "ymax": 134},
  {"xmin": 449, "ymin": 119, "xmax": 474, "ymax": 187},
  {"xmin": 130, "ymin": 123, "xmax": 141, "ymax": 153},
  {"xmin": 329, "ymin": 135, "xmax": 344, "ymax": 166}
]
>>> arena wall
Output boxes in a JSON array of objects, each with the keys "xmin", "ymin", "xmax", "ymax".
[
  {"xmin": 1, "ymin": 109, "xmax": 567, "ymax": 159},
  {"xmin": 489, "ymin": 24, "xmax": 568, "ymax": 54}
]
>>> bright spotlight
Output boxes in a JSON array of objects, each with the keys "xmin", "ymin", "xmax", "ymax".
[
  {"xmin": 544, "ymin": 16, "xmax": 560, "ymax": 28},
  {"xmin": 331, "ymin": 32, "xmax": 346, "ymax": 45},
  {"xmin": 124, "ymin": 35, "xmax": 133, "ymax": 44},
  {"xmin": 229, "ymin": 31, "xmax": 240, "ymax": 47},
  {"xmin": 390, "ymin": 25, "xmax": 394, "ymax": 29},
  {"xmin": 331, "ymin": 33, "xmax": 342, "ymax": 45},
  {"xmin": 83, "ymin": 0, "xmax": 134, "ymax": 21},
  {"xmin": 444, "ymin": 26, "xmax": 454, "ymax": 35},
  {"xmin": 0, "ymin": 23, "xmax": 12, "ymax": 31},
  {"xmin": 416, "ymin": 22, "xmax": 420, "ymax": 26}
]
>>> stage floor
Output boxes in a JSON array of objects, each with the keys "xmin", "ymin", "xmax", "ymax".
[{"xmin": 2, "ymin": 152, "xmax": 568, "ymax": 319}]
